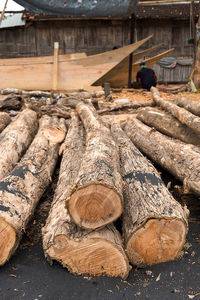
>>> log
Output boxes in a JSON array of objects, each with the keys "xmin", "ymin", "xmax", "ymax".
[
  {"xmin": 43, "ymin": 113, "xmax": 130, "ymax": 279},
  {"xmin": 151, "ymin": 87, "xmax": 200, "ymax": 135},
  {"xmin": 0, "ymin": 109, "xmax": 38, "ymax": 180},
  {"xmin": 67, "ymin": 103, "xmax": 123, "ymax": 229},
  {"xmin": 0, "ymin": 112, "xmax": 11, "ymax": 133},
  {"xmin": 97, "ymin": 100, "xmax": 154, "ymax": 114},
  {"xmin": 0, "ymin": 94, "xmax": 22, "ymax": 110},
  {"xmin": 110, "ymin": 120, "xmax": 188, "ymax": 267},
  {"xmin": 137, "ymin": 107, "xmax": 200, "ymax": 146},
  {"xmin": 124, "ymin": 117, "xmax": 200, "ymax": 195},
  {"xmin": 40, "ymin": 105, "xmax": 71, "ymax": 119},
  {"xmin": 174, "ymin": 97, "xmax": 200, "ymax": 117},
  {"xmin": 0, "ymin": 115, "xmax": 66, "ymax": 265}
]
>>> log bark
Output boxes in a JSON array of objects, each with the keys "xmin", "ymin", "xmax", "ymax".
[
  {"xmin": 174, "ymin": 97, "xmax": 200, "ymax": 117},
  {"xmin": 97, "ymin": 100, "xmax": 154, "ymax": 114},
  {"xmin": 151, "ymin": 87, "xmax": 200, "ymax": 135},
  {"xmin": 0, "ymin": 112, "xmax": 11, "ymax": 133},
  {"xmin": 43, "ymin": 113, "xmax": 130, "ymax": 279},
  {"xmin": 124, "ymin": 117, "xmax": 200, "ymax": 195},
  {"xmin": 137, "ymin": 107, "xmax": 200, "ymax": 146},
  {"xmin": 110, "ymin": 120, "xmax": 188, "ymax": 267},
  {"xmin": 0, "ymin": 94, "xmax": 22, "ymax": 110},
  {"xmin": 40, "ymin": 105, "xmax": 71, "ymax": 119},
  {"xmin": 0, "ymin": 115, "xmax": 66, "ymax": 265},
  {"xmin": 67, "ymin": 103, "xmax": 123, "ymax": 230},
  {"xmin": 0, "ymin": 109, "xmax": 38, "ymax": 180}
]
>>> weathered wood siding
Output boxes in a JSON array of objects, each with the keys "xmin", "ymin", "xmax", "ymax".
[{"xmin": 0, "ymin": 19, "xmax": 193, "ymax": 82}]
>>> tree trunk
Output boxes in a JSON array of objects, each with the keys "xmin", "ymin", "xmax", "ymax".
[
  {"xmin": 110, "ymin": 120, "xmax": 188, "ymax": 267},
  {"xmin": 97, "ymin": 100, "xmax": 154, "ymax": 115},
  {"xmin": 0, "ymin": 112, "xmax": 11, "ymax": 133},
  {"xmin": 174, "ymin": 97, "xmax": 200, "ymax": 117},
  {"xmin": 151, "ymin": 87, "xmax": 200, "ymax": 135},
  {"xmin": 43, "ymin": 113, "xmax": 130, "ymax": 279},
  {"xmin": 67, "ymin": 103, "xmax": 123, "ymax": 230},
  {"xmin": 137, "ymin": 107, "xmax": 200, "ymax": 147},
  {"xmin": 193, "ymin": 15, "xmax": 200, "ymax": 89},
  {"xmin": 124, "ymin": 117, "xmax": 200, "ymax": 195},
  {"xmin": 0, "ymin": 109, "xmax": 38, "ymax": 180},
  {"xmin": 0, "ymin": 115, "xmax": 66, "ymax": 265},
  {"xmin": 0, "ymin": 94, "xmax": 22, "ymax": 110}
]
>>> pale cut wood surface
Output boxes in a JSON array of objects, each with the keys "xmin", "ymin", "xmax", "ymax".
[
  {"xmin": 151, "ymin": 87, "xmax": 200, "ymax": 135},
  {"xmin": 94, "ymin": 48, "xmax": 174, "ymax": 88},
  {"xmin": 124, "ymin": 117, "xmax": 200, "ymax": 195},
  {"xmin": 137, "ymin": 107, "xmax": 200, "ymax": 147},
  {"xmin": 67, "ymin": 103, "xmax": 123, "ymax": 229},
  {"xmin": 0, "ymin": 109, "xmax": 38, "ymax": 181},
  {"xmin": 0, "ymin": 112, "xmax": 11, "ymax": 133},
  {"xmin": 0, "ymin": 116, "xmax": 66, "ymax": 265},
  {"xmin": 0, "ymin": 36, "xmax": 151, "ymax": 90},
  {"xmin": 93, "ymin": 43, "xmax": 162, "ymax": 86},
  {"xmin": 43, "ymin": 113, "xmax": 130, "ymax": 279},
  {"xmin": 110, "ymin": 120, "xmax": 188, "ymax": 266}
]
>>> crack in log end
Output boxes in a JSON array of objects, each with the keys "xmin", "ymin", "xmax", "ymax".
[
  {"xmin": 127, "ymin": 218, "xmax": 186, "ymax": 267},
  {"xmin": 123, "ymin": 171, "xmax": 163, "ymax": 186},
  {"xmin": 47, "ymin": 235, "xmax": 129, "ymax": 279},
  {"xmin": 68, "ymin": 184, "xmax": 122, "ymax": 230}
]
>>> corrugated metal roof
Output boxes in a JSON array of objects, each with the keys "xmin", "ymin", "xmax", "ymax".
[{"xmin": 0, "ymin": 13, "xmax": 25, "ymax": 29}]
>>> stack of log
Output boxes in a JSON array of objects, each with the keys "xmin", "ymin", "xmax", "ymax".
[
  {"xmin": 1, "ymin": 86, "xmax": 197, "ymax": 280},
  {"xmin": 42, "ymin": 101, "xmax": 188, "ymax": 278}
]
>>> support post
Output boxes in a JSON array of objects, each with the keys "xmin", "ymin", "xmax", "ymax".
[
  {"xmin": 128, "ymin": 14, "xmax": 135, "ymax": 88},
  {"xmin": 53, "ymin": 42, "xmax": 59, "ymax": 91}
]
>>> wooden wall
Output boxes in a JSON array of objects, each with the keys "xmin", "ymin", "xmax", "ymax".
[{"xmin": 0, "ymin": 19, "xmax": 194, "ymax": 82}]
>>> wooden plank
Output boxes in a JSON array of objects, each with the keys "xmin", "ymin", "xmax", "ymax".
[
  {"xmin": 0, "ymin": 35, "xmax": 152, "ymax": 90},
  {"xmin": 93, "ymin": 43, "xmax": 163, "ymax": 86},
  {"xmin": 0, "ymin": 53, "xmax": 87, "ymax": 66},
  {"xmin": 53, "ymin": 42, "xmax": 59, "ymax": 91},
  {"xmin": 99, "ymin": 48, "xmax": 174, "ymax": 88}
]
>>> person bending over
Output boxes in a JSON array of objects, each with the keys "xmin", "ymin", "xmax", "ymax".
[{"xmin": 136, "ymin": 62, "xmax": 157, "ymax": 91}]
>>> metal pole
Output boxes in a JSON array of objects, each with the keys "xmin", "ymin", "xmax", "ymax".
[
  {"xmin": 128, "ymin": 14, "xmax": 135, "ymax": 88},
  {"xmin": 0, "ymin": 0, "xmax": 9, "ymax": 26}
]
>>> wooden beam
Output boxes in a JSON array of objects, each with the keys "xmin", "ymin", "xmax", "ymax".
[
  {"xmin": 53, "ymin": 42, "xmax": 59, "ymax": 91},
  {"xmin": 138, "ymin": 0, "xmax": 198, "ymax": 5},
  {"xmin": 0, "ymin": 0, "xmax": 8, "ymax": 25}
]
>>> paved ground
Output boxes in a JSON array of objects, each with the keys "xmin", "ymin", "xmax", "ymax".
[{"xmin": 0, "ymin": 220, "xmax": 199, "ymax": 300}]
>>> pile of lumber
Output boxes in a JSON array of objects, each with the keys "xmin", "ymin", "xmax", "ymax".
[{"xmin": 1, "ymin": 88, "xmax": 197, "ymax": 279}]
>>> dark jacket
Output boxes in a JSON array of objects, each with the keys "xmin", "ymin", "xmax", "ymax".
[{"xmin": 136, "ymin": 66, "xmax": 157, "ymax": 91}]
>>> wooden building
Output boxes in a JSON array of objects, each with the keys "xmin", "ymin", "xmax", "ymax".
[{"xmin": 0, "ymin": 2, "xmax": 199, "ymax": 83}]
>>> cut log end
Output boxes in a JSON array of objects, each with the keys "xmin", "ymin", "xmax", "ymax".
[
  {"xmin": 68, "ymin": 184, "xmax": 122, "ymax": 229},
  {"xmin": 127, "ymin": 218, "xmax": 187, "ymax": 267},
  {"xmin": 47, "ymin": 235, "xmax": 129, "ymax": 279},
  {"xmin": 0, "ymin": 218, "xmax": 16, "ymax": 266},
  {"xmin": 43, "ymin": 127, "xmax": 66, "ymax": 143}
]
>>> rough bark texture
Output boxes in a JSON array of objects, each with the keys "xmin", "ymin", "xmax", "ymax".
[
  {"xmin": 0, "ymin": 109, "xmax": 38, "ymax": 180},
  {"xmin": 124, "ymin": 117, "xmax": 200, "ymax": 196},
  {"xmin": 0, "ymin": 115, "xmax": 66, "ymax": 265},
  {"xmin": 0, "ymin": 112, "xmax": 11, "ymax": 133},
  {"xmin": 0, "ymin": 94, "xmax": 22, "ymax": 110},
  {"xmin": 43, "ymin": 113, "xmax": 130, "ymax": 279},
  {"xmin": 137, "ymin": 107, "xmax": 200, "ymax": 147},
  {"xmin": 151, "ymin": 87, "xmax": 200, "ymax": 135},
  {"xmin": 97, "ymin": 100, "xmax": 154, "ymax": 115},
  {"xmin": 174, "ymin": 97, "xmax": 200, "ymax": 117},
  {"xmin": 67, "ymin": 103, "xmax": 123, "ymax": 230},
  {"xmin": 110, "ymin": 120, "xmax": 188, "ymax": 267}
]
